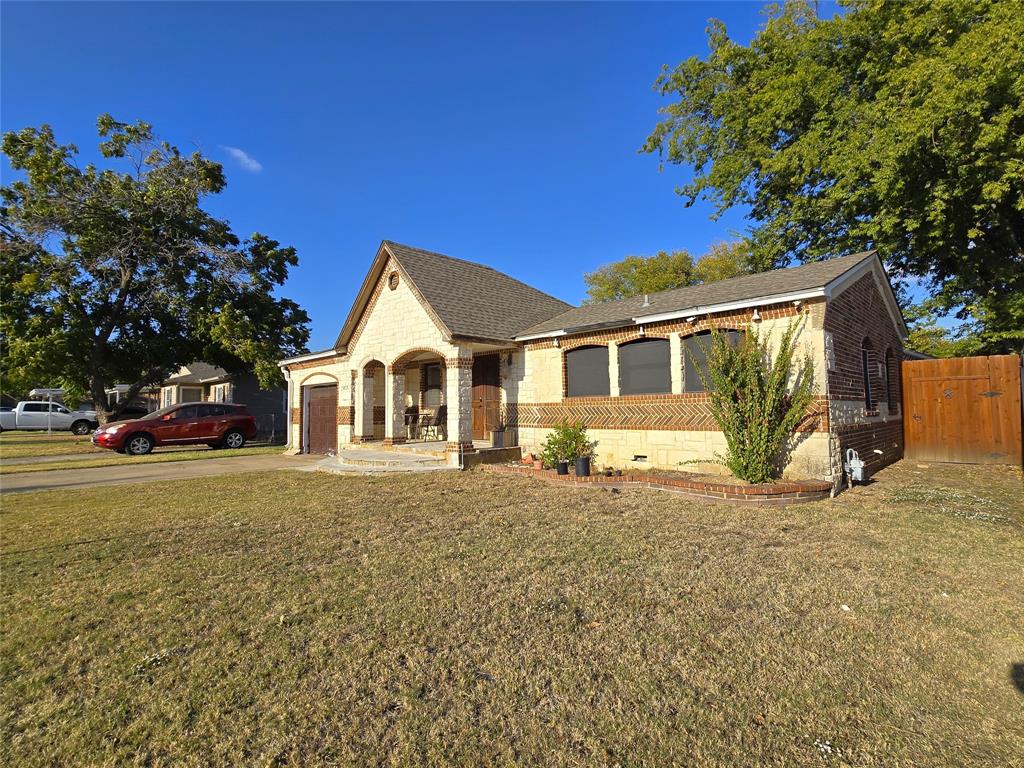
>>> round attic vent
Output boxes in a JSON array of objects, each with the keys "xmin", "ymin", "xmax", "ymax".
[{"xmin": 388, "ymin": 271, "xmax": 400, "ymax": 290}]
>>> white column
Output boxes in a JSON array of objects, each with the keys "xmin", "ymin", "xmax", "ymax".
[
  {"xmin": 384, "ymin": 365, "xmax": 406, "ymax": 445},
  {"xmin": 670, "ymin": 333, "xmax": 683, "ymax": 394},
  {"xmin": 608, "ymin": 341, "xmax": 620, "ymax": 397}
]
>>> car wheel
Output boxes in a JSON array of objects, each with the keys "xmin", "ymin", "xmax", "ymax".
[
  {"xmin": 71, "ymin": 420, "xmax": 92, "ymax": 435},
  {"xmin": 223, "ymin": 429, "xmax": 246, "ymax": 449},
  {"xmin": 126, "ymin": 433, "xmax": 154, "ymax": 456}
]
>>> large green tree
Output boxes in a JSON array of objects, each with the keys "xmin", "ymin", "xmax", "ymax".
[
  {"xmin": 1, "ymin": 116, "xmax": 310, "ymax": 418},
  {"xmin": 644, "ymin": 0, "xmax": 1024, "ymax": 353},
  {"xmin": 584, "ymin": 240, "xmax": 753, "ymax": 303}
]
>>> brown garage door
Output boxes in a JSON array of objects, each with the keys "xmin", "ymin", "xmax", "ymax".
[
  {"xmin": 307, "ymin": 385, "xmax": 338, "ymax": 454},
  {"xmin": 902, "ymin": 354, "xmax": 1022, "ymax": 465}
]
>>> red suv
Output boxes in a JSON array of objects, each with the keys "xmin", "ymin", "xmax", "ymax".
[{"xmin": 92, "ymin": 402, "xmax": 258, "ymax": 456}]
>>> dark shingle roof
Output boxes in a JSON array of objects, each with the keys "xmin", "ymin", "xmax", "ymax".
[
  {"xmin": 384, "ymin": 241, "xmax": 572, "ymax": 342},
  {"xmin": 516, "ymin": 251, "xmax": 879, "ymax": 337}
]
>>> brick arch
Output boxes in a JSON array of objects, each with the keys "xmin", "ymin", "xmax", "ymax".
[
  {"xmin": 561, "ymin": 339, "xmax": 610, "ymax": 353},
  {"xmin": 391, "ymin": 347, "xmax": 450, "ymax": 370},
  {"xmin": 357, "ymin": 356, "xmax": 386, "ymax": 373},
  {"xmin": 617, "ymin": 333, "xmax": 671, "ymax": 346},
  {"xmin": 298, "ymin": 371, "xmax": 339, "ymax": 386},
  {"xmin": 679, "ymin": 325, "xmax": 745, "ymax": 342}
]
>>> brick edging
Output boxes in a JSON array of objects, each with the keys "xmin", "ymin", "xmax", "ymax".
[{"xmin": 480, "ymin": 465, "xmax": 830, "ymax": 505}]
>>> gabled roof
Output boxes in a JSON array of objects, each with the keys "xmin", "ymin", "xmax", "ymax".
[
  {"xmin": 516, "ymin": 250, "xmax": 906, "ymax": 338},
  {"xmin": 164, "ymin": 362, "xmax": 230, "ymax": 385},
  {"xmin": 334, "ymin": 241, "xmax": 571, "ymax": 348}
]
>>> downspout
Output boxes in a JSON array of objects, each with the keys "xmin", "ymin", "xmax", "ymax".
[{"xmin": 281, "ymin": 365, "xmax": 292, "ymax": 451}]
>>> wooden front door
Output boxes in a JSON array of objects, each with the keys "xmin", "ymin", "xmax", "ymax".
[
  {"xmin": 903, "ymin": 354, "xmax": 1022, "ymax": 465},
  {"xmin": 471, "ymin": 354, "xmax": 501, "ymax": 441},
  {"xmin": 307, "ymin": 385, "xmax": 338, "ymax": 454}
]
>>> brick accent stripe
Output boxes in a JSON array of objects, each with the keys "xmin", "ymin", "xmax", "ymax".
[{"xmin": 504, "ymin": 396, "xmax": 828, "ymax": 432}]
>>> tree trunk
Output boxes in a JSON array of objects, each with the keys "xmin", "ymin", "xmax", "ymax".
[{"xmin": 89, "ymin": 376, "xmax": 113, "ymax": 424}]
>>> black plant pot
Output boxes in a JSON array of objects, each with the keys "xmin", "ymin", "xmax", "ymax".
[
  {"xmin": 574, "ymin": 456, "xmax": 591, "ymax": 477},
  {"xmin": 492, "ymin": 429, "xmax": 505, "ymax": 448},
  {"xmin": 556, "ymin": 460, "xmax": 569, "ymax": 475}
]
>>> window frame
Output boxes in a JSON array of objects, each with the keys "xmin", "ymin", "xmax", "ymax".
[
  {"xmin": 861, "ymin": 339, "xmax": 875, "ymax": 411},
  {"xmin": 682, "ymin": 329, "xmax": 741, "ymax": 393},
  {"xmin": 618, "ymin": 337, "xmax": 672, "ymax": 396},
  {"xmin": 564, "ymin": 344, "xmax": 611, "ymax": 398}
]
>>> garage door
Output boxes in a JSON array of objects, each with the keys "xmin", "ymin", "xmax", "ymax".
[{"xmin": 307, "ymin": 385, "xmax": 338, "ymax": 454}]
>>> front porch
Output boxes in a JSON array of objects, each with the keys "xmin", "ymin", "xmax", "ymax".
[{"xmin": 347, "ymin": 347, "xmax": 513, "ymax": 466}]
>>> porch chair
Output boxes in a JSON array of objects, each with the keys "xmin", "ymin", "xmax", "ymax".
[{"xmin": 418, "ymin": 405, "xmax": 447, "ymax": 442}]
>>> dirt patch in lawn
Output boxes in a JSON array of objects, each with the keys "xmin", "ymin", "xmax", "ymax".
[{"xmin": 2, "ymin": 460, "xmax": 1021, "ymax": 766}]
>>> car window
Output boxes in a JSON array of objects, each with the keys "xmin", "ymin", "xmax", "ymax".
[
  {"xmin": 23, "ymin": 403, "xmax": 47, "ymax": 412},
  {"xmin": 174, "ymin": 405, "xmax": 199, "ymax": 420},
  {"xmin": 54, "ymin": 405, "xmax": 70, "ymax": 414}
]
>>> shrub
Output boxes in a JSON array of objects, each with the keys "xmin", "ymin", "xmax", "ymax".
[
  {"xmin": 539, "ymin": 422, "xmax": 596, "ymax": 468},
  {"xmin": 696, "ymin": 320, "xmax": 814, "ymax": 483}
]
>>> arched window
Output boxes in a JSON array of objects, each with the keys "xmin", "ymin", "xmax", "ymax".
[
  {"xmin": 683, "ymin": 330, "xmax": 741, "ymax": 392},
  {"xmin": 619, "ymin": 338, "xmax": 671, "ymax": 395},
  {"xmin": 884, "ymin": 348, "xmax": 899, "ymax": 414},
  {"xmin": 861, "ymin": 338, "xmax": 875, "ymax": 410},
  {"xmin": 565, "ymin": 345, "xmax": 610, "ymax": 397}
]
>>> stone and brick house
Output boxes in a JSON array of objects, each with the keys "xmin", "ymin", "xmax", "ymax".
[{"xmin": 280, "ymin": 241, "xmax": 907, "ymax": 479}]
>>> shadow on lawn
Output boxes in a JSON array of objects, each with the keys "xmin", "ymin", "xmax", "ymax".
[{"xmin": 1011, "ymin": 664, "xmax": 1024, "ymax": 697}]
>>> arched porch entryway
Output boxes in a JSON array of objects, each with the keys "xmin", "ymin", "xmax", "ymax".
[{"xmin": 387, "ymin": 349, "xmax": 449, "ymax": 446}]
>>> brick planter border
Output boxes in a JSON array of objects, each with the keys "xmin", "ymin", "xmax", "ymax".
[{"xmin": 481, "ymin": 464, "xmax": 831, "ymax": 506}]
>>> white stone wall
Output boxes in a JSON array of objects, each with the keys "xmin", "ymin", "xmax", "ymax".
[
  {"xmin": 517, "ymin": 425, "xmax": 832, "ymax": 480},
  {"xmin": 285, "ymin": 257, "xmax": 462, "ymax": 452}
]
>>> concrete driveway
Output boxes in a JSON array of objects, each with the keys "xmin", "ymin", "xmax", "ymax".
[{"xmin": 0, "ymin": 453, "xmax": 321, "ymax": 494}]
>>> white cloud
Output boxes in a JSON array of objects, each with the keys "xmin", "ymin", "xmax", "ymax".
[{"xmin": 221, "ymin": 145, "xmax": 263, "ymax": 173}]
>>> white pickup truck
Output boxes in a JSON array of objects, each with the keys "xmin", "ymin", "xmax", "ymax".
[{"xmin": 0, "ymin": 401, "xmax": 99, "ymax": 435}]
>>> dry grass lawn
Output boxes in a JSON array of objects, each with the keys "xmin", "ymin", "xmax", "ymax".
[
  {"xmin": 0, "ymin": 431, "xmax": 102, "ymax": 459},
  {"xmin": 2, "ymin": 461, "xmax": 1022, "ymax": 766},
  {"xmin": 0, "ymin": 445, "xmax": 283, "ymax": 474}
]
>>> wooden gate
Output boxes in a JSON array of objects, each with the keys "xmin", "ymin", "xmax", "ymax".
[
  {"xmin": 306, "ymin": 385, "xmax": 338, "ymax": 454},
  {"xmin": 902, "ymin": 354, "xmax": 1022, "ymax": 465}
]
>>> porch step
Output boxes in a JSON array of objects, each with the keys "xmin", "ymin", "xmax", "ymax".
[
  {"xmin": 345, "ymin": 441, "xmax": 449, "ymax": 459},
  {"xmin": 335, "ymin": 448, "xmax": 448, "ymax": 468}
]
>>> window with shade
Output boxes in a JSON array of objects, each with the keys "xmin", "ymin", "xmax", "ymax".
[
  {"xmin": 682, "ymin": 330, "xmax": 741, "ymax": 392},
  {"xmin": 861, "ymin": 338, "xmax": 875, "ymax": 410},
  {"xmin": 618, "ymin": 338, "xmax": 671, "ymax": 395},
  {"xmin": 884, "ymin": 348, "xmax": 899, "ymax": 413},
  {"xmin": 565, "ymin": 345, "xmax": 610, "ymax": 397}
]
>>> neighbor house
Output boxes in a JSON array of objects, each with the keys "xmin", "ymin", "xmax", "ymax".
[
  {"xmin": 157, "ymin": 363, "xmax": 287, "ymax": 441},
  {"xmin": 280, "ymin": 241, "xmax": 907, "ymax": 479}
]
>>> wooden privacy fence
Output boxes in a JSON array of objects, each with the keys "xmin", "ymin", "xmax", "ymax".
[{"xmin": 902, "ymin": 354, "xmax": 1023, "ymax": 466}]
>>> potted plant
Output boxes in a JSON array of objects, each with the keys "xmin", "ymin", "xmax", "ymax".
[
  {"xmin": 539, "ymin": 422, "xmax": 596, "ymax": 477},
  {"xmin": 567, "ymin": 425, "xmax": 596, "ymax": 477}
]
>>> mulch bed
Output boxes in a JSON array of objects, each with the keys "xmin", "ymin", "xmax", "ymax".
[{"xmin": 483, "ymin": 463, "xmax": 832, "ymax": 505}]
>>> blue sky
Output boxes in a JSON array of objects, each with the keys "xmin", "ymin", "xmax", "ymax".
[{"xmin": 4, "ymin": 2, "xmax": 788, "ymax": 350}]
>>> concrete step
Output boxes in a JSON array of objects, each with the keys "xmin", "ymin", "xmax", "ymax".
[
  {"xmin": 335, "ymin": 449, "xmax": 447, "ymax": 468},
  {"xmin": 344, "ymin": 442, "xmax": 449, "ymax": 459}
]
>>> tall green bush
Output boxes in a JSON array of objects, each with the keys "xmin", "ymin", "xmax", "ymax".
[{"xmin": 696, "ymin": 321, "xmax": 814, "ymax": 483}]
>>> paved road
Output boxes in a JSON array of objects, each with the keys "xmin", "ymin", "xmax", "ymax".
[{"xmin": 0, "ymin": 454, "xmax": 321, "ymax": 494}]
